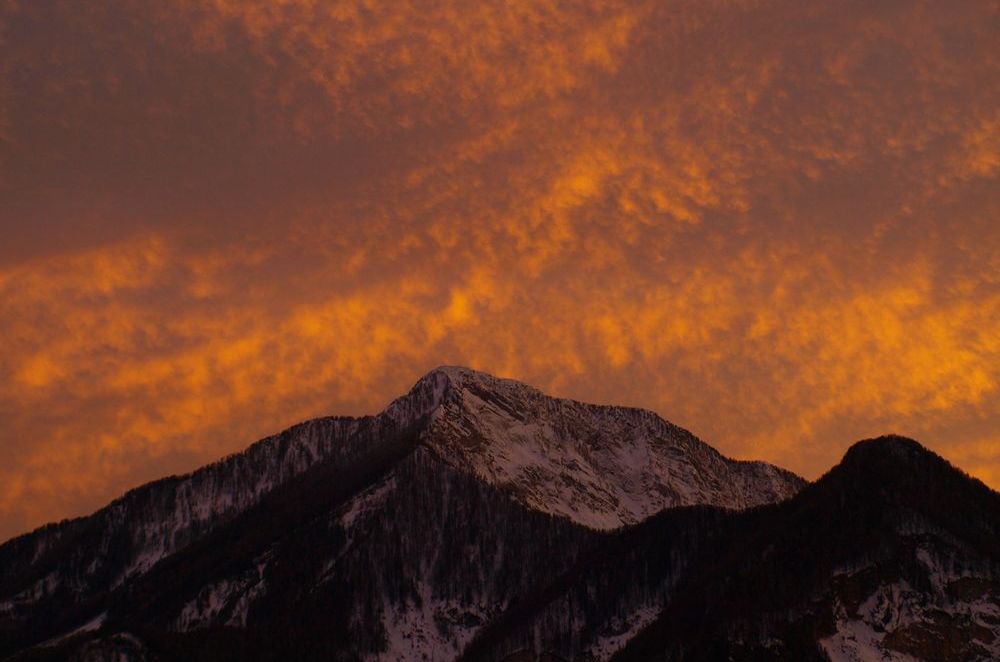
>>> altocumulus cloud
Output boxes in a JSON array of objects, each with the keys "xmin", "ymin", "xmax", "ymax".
[{"xmin": 0, "ymin": 0, "xmax": 997, "ymax": 541}]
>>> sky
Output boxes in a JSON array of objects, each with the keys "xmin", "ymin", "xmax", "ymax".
[{"xmin": 0, "ymin": 0, "xmax": 997, "ymax": 543}]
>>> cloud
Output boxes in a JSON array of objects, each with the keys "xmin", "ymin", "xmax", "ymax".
[{"xmin": 0, "ymin": 0, "xmax": 997, "ymax": 541}]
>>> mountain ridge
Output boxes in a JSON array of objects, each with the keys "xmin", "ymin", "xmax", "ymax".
[
  {"xmin": 0, "ymin": 366, "xmax": 803, "ymax": 659},
  {"xmin": 2, "ymin": 365, "xmax": 804, "ymax": 548},
  {"xmin": 4, "ymin": 370, "xmax": 994, "ymax": 661}
]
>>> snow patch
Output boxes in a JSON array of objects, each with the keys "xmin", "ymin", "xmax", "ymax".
[
  {"xmin": 377, "ymin": 579, "xmax": 496, "ymax": 661},
  {"xmin": 821, "ymin": 611, "xmax": 921, "ymax": 662},
  {"xmin": 340, "ymin": 477, "xmax": 398, "ymax": 530},
  {"xmin": 586, "ymin": 605, "xmax": 661, "ymax": 660},
  {"xmin": 39, "ymin": 611, "xmax": 108, "ymax": 647},
  {"xmin": 821, "ymin": 547, "xmax": 1000, "ymax": 662},
  {"xmin": 175, "ymin": 552, "xmax": 271, "ymax": 630},
  {"xmin": 0, "ymin": 571, "xmax": 61, "ymax": 614}
]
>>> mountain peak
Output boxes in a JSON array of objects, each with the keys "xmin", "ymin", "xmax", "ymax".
[
  {"xmin": 401, "ymin": 367, "xmax": 806, "ymax": 530},
  {"xmin": 843, "ymin": 434, "xmax": 928, "ymax": 460},
  {"xmin": 418, "ymin": 365, "xmax": 544, "ymax": 399},
  {"xmin": 825, "ymin": 435, "xmax": 1000, "ymax": 529},
  {"xmin": 838, "ymin": 434, "xmax": 950, "ymax": 483},
  {"xmin": 381, "ymin": 365, "xmax": 533, "ymax": 427},
  {"xmin": 424, "ymin": 364, "xmax": 494, "ymax": 382}
]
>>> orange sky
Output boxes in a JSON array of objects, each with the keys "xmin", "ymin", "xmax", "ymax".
[{"xmin": 1, "ymin": 0, "xmax": 998, "ymax": 542}]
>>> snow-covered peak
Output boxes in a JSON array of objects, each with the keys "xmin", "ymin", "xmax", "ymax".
[
  {"xmin": 382, "ymin": 365, "xmax": 544, "ymax": 427},
  {"xmin": 397, "ymin": 366, "xmax": 806, "ymax": 530},
  {"xmin": 380, "ymin": 367, "xmax": 453, "ymax": 426},
  {"xmin": 422, "ymin": 364, "xmax": 496, "ymax": 383}
]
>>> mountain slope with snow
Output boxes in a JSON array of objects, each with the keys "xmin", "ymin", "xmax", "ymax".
[{"xmin": 420, "ymin": 366, "xmax": 804, "ymax": 528}]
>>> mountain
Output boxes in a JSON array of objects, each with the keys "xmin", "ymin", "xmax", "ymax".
[
  {"xmin": 408, "ymin": 367, "xmax": 804, "ymax": 527},
  {"xmin": 1, "ymin": 368, "xmax": 995, "ymax": 661},
  {"xmin": 609, "ymin": 436, "xmax": 1000, "ymax": 661},
  {"xmin": 450, "ymin": 438, "xmax": 1000, "ymax": 662},
  {"xmin": 0, "ymin": 367, "xmax": 802, "ymax": 660}
]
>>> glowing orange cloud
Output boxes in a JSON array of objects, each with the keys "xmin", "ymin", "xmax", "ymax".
[{"xmin": 0, "ymin": 0, "xmax": 997, "ymax": 541}]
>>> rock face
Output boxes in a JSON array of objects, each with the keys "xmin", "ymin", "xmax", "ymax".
[{"xmin": 0, "ymin": 368, "xmax": 996, "ymax": 661}]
